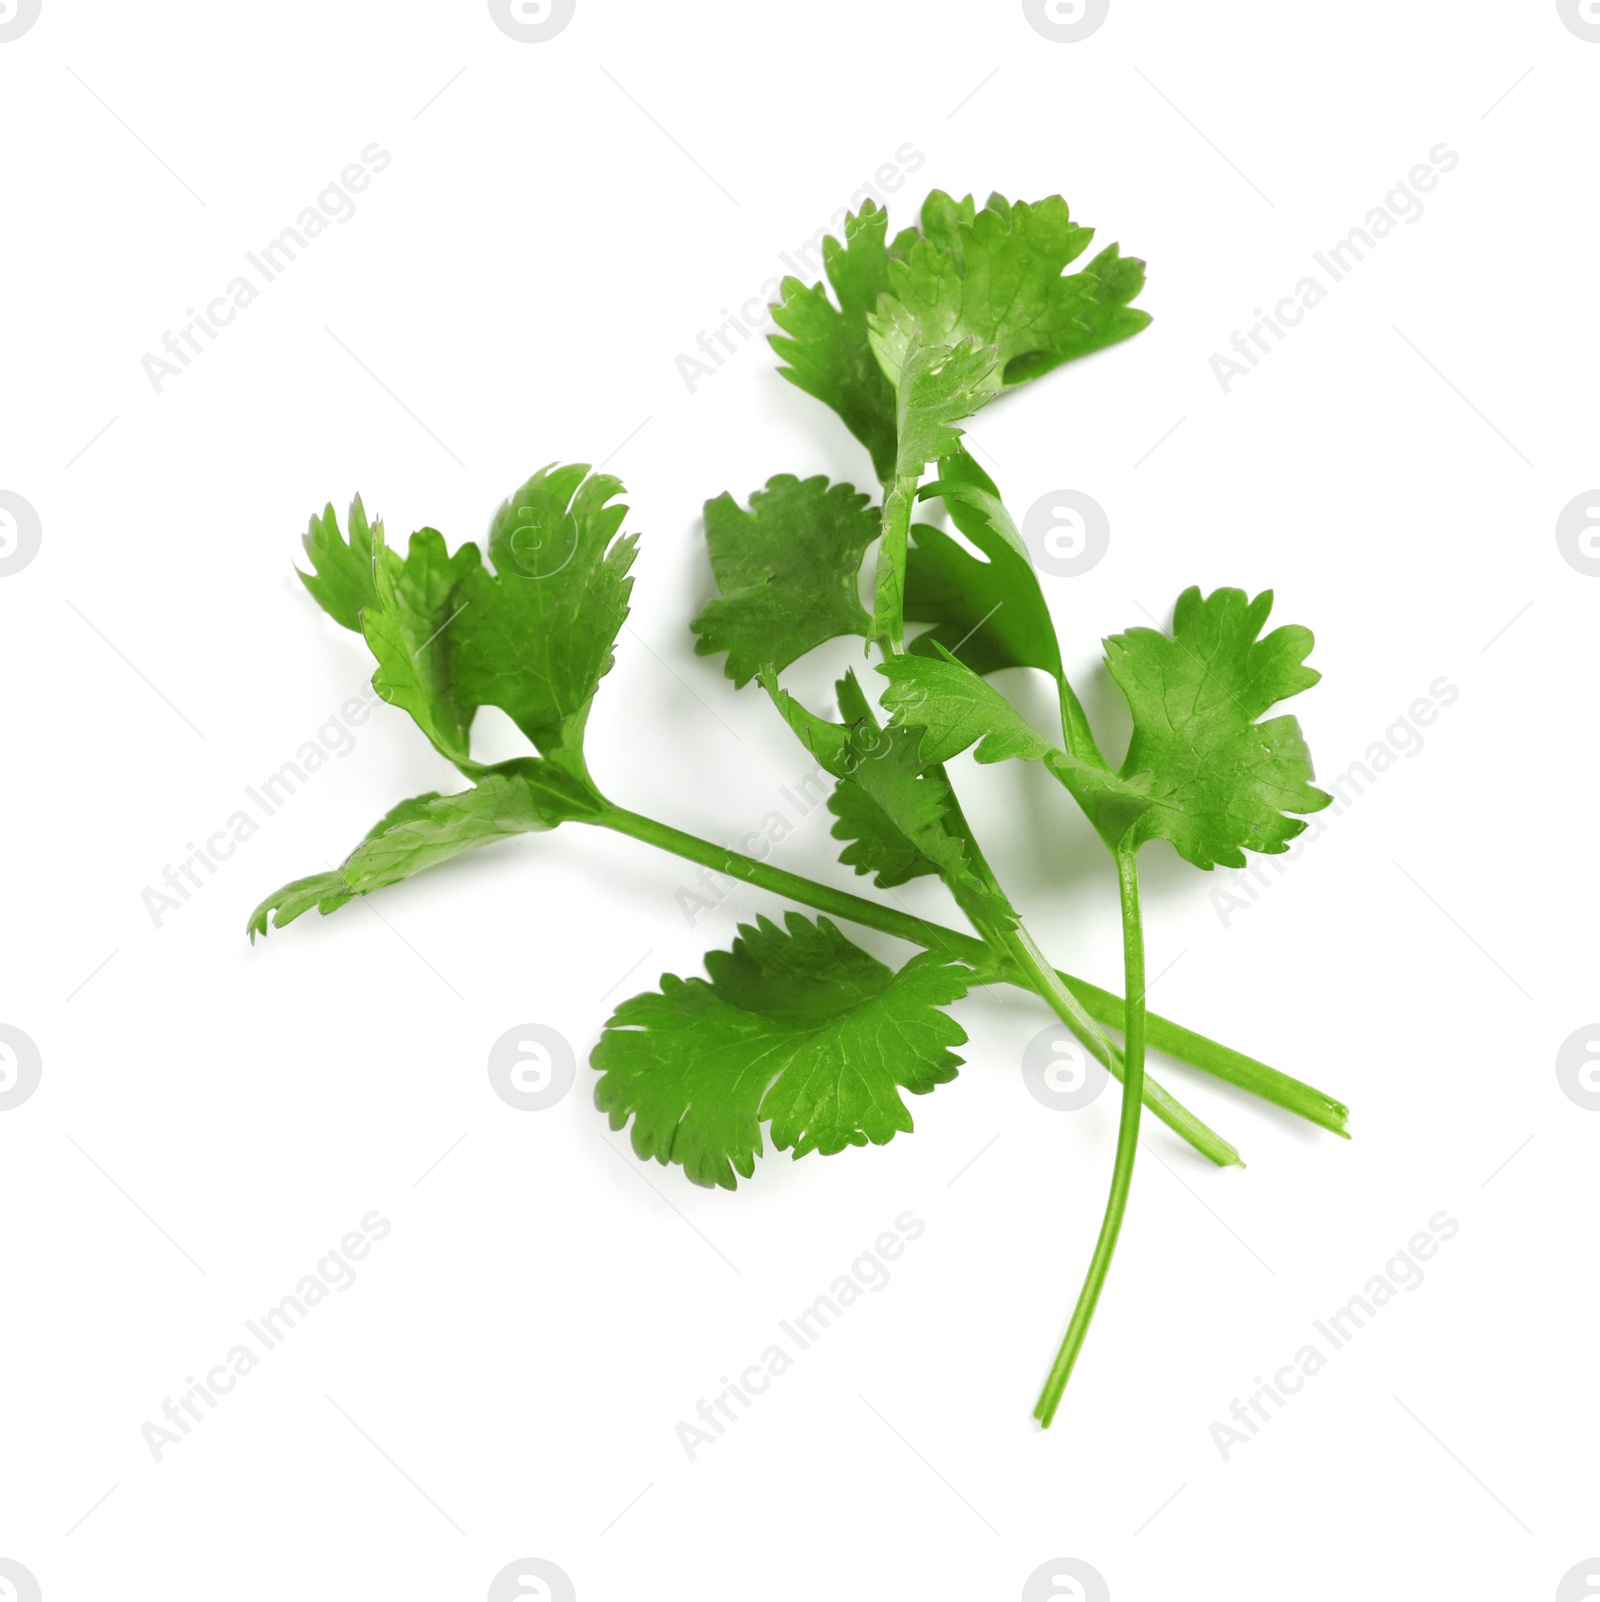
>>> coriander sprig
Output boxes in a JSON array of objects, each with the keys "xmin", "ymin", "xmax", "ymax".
[{"xmin": 248, "ymin": 189, "xmax": 1346, "ymax": 1427}]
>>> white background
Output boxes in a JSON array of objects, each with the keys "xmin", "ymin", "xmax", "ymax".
[{"xmin": 2, "ymin": 2, "xmax": 1597, "ymax": 1598}]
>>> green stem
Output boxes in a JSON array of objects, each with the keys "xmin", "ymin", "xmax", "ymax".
[
  {"xmin": 1035, "ymin": 845, "xmax": 1147, "ymax": 1428},
  {"xmin": 871, "ymin": 476, "xmax": 919, "ymax": 654},
  {"xmin": 594, "ymin": 803, "xmax": 997, "ymax": 970},
  {"xmin": 1053, "ymin": 671, "xmax": 1103, "ymax": 768},
  {"xmin": 1003, "ymin": 924, "xmax": 1237, "ymax": 1168},
  {"xmin": 1063, "ymin": 974, "xmax": 1348, "ymax": 1137},
  {"xmin": 594, "ymin": 804, "xmax": 1236, "ymax": 1165}
]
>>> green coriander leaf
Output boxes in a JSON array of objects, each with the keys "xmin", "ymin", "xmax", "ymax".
[
  {"xmin": 363, "ymin": 525, "xmax": 482, "ymax": 768},
  {"xmin": 754, "ymin": 667, "xmax": 940, "ymax": 887},
  {"xmin": 906, "ymin": 446, "xmax": 1062, "ymax": 679},
  {"xmin": 877, "ymin": 650, "xmax": 1156, "ymax": 850},
  {"xmin": 908, "ymin": 447, "xmax": 1105, "ymax": 761},
  {"xmin": 917, "ymin": 190, "xmax": 978, "ymax": 254},
  {"xmin": 1107, "ymin": 587, "xmax": 1333, "ymax": 868},
  {"xmin": 246, "ymin": 761, "xmax": 599, "ymax": 940},
  {"xmin": 759, "ymin": 668, "xmax": 1012, "ymax": 924},
  {"xmin": 1004, "ymin": 243, "xmax": 1151, "ymax": 386},
  {"xmin": 878, "ymin": 651, "xmax": 1056, "ymax": 766},
  {"xmin": 759, "ymin": 665, "xmax": 851, "ymax": 771},
  {"xmin": 298, "ymin": 495, "xmax": 379, "ymax": 631},
  {"xmin": 692, "ymin": 475, "xmax": 878, "ymax": 687},
  {"xmin": 769, "ymin": 202, "xmax": 919, "ymax": 485},
  {"xmin": 592, "ymin": 912, "xmax": 972, "ymax": 1189},
  {"xmin": 449, "ymin": 464, "xmax": 637, "ymax": 757},
  {"xmin": 245, "ymin": 871, "xmax": 354, "ymax": 934},
  {"xmin": 869, "ymin": 194, "xmax": 1150, "ymax": 391},
  {"xmin": 826, "ymin": 671, "xmax": 942, "ymax": 888},
  {"xmin": 884, "ymin": 338, "xmax": 1002, "ymax": 480},
  {"xmin": 826, "ymin": 781, "xmax": 943, "ymax": 888}
]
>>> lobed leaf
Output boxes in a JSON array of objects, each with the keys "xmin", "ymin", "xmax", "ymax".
[
  {"xmin": 760, "ymin": 668, "xmax": 1012, "ymax": 925},
  {"xmin": 246, "ymin": 761, "xmax": 599, "ymax": 940},
  {"xmin": 878, "ymin": 651, "xmax": 1157, "ymax": 851},
  {"xmin": 449, "ymin": 464, "xmax": 637, "ymax": 757},
  {"xmin": 905, "ymin": 446, "xmax": 1062, "ymax": 680},
  {"xmin": 363, "ymin": 525, "xmax": 482, "ymax": 768},
  {"xmin": 825, "ymin": 671, "xmax": 944, "ymax": 888},
  {"xmin": 769, "ymin": 201, "xmax": 919, "ymax": 485},
  {"xmin": 883, "ymin": 338, "xmax": 1002, "ymax": 482},
  {"xmin": 298, "ymin": 495, "xmax": 380, "ymax": 632},
  {"xmin": 907, "ymin": 448, "xmax": 1109, "ymax": 765},
  {"xmin": 692, "ymin": 475, "xmax": 878, "ymax": 687},
  {"xmin": 1107, "ymin": 587, "xmax": 1332, "ymax": 868},
  {"xmin": 770, "ymin": 194, "xmax": 1147, "ymax": 484},
  {"xmin": 869, "ymin": 193, "xmax": 1150, "ymax": 391},
  {"xmin": 592, "ymin": 912, "xmax": 972, "ymax": 1189},
  {"xmin": 878, "ymin": 652, "xmax": 1057, "ymax": 767}
]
